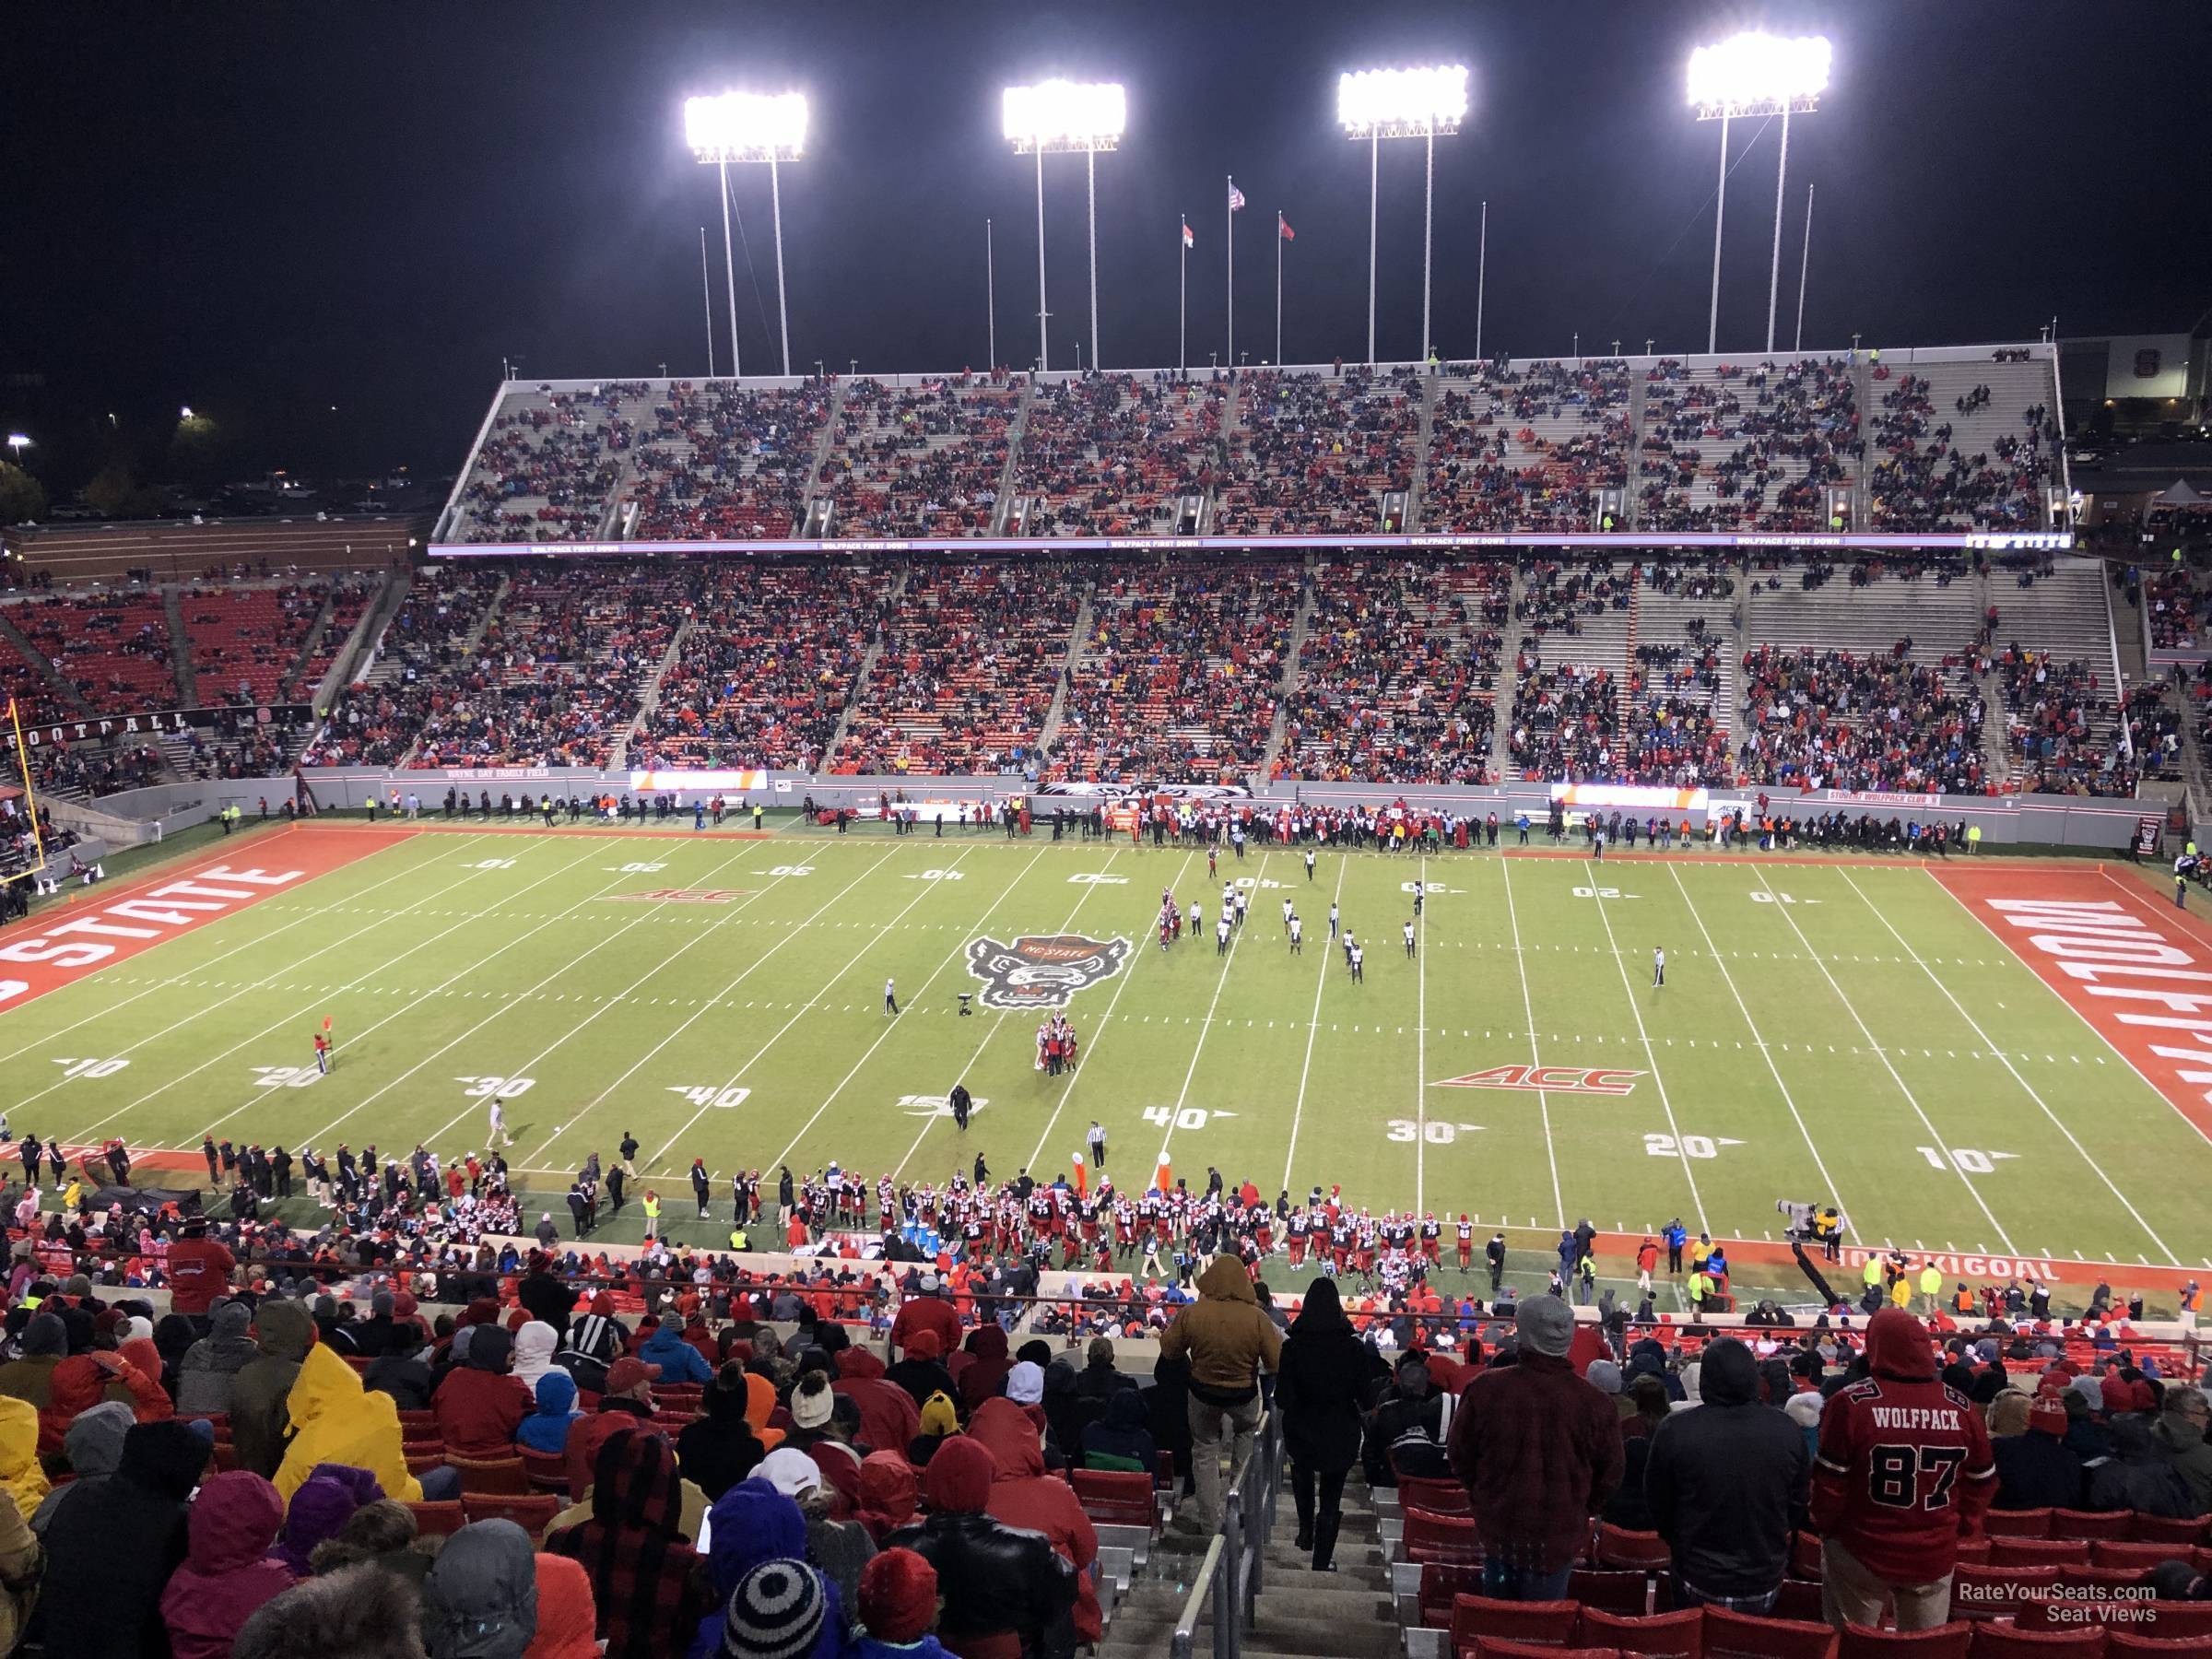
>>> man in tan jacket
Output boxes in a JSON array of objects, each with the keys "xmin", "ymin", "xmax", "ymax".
[{"xmin": 1159, "ymin": 1257, "xmax": 1283, "ymax": 1527}]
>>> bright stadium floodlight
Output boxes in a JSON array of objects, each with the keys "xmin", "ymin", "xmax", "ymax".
[
  {"xmin": 1688, "ymin": 33, "xmax": 1830, "ymax": 354},
  {"xmin": 1337, "ymin": 65, "xmax": 1468, "ymax": 365},
  {"xmin": 685, "ymin": 90, "xmax": 810, "ymax": 378},
  {"xmin": 1004, "ymin": 80, "xmax": 1127, "ymax": 375}
]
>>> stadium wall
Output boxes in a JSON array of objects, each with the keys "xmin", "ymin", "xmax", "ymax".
[{"xmin": 79, "ymin": 769, "xmax": 2158, "ymax": 853}]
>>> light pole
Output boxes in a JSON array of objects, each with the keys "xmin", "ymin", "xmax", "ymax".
[
  {"xmin": 4, "ymin": 436, "xmax": 28, "ymax": 465},
  {"xmin": 1688, "ymin": 33, "xmax": 1830, "ymax": 355},
  {"xmin": 1005, "ymin": 80, "xmax": 1126, "ymax": 375},
  {"xmin": 686, "ymin": 89, "xmax": 810, "ymax": 377},
  {"xmin": 1338, "ymin": 65, "xmax": 1467, "ymax": 364}
]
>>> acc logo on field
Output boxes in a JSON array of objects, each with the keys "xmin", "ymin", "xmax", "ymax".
[
  {"xmin": 965, "ymin": 933, "xmax": 1132, "ymax": 1011},
  {"xmin": 606, "ymin": 888, "xmax": 750, "ymax": 903},
  {"xmin": 1435, "ymin": 1065, "xmax": 1642, "ymax": 1096}
]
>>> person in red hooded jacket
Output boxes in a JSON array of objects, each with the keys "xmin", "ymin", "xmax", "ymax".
[
  {"xmin": 968, "ymin": 1397, "xmax": 1101, "ymax": 1647},
  {"xmin": 1811, "ymin": 1306, "xmax": 1995, "ymax": 1632},
  {"xmin": 431, "ymin": 1324, "xmax": 533, "ymax": 1457},
  {"xmin": 159, "ymin": 1469, "xmax": 296, "ymax": 1659},
  {"xmin": 833, "ymin": 1346, "xmax": 921, "ymax": 1455},
  {"xmin": 167, "ymin": 1220, "xmax": 237, "ymax": 1318}
]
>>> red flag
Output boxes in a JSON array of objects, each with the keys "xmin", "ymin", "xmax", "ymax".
[
  {"xmin": 322, "ymin": 1016, "xmax": 334, "ymax": 1032},
  {"xmin": 1278, "ymin": 215, "xmax": 1296, "ymax": 241},
  {"xmin": 1182, "ymin": 222, "xmax": 1194, "ymax": 249}
]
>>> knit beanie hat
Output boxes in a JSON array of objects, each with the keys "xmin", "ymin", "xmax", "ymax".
[
  {"xmin": 918, "ymin": 1392, "xmax": 959, "ymax": 1438},
  {"xmin": 1516, "ymin": 1295, "xmax": 1573, "ymax": 1359},
  {"xmin": 1006, "ymin": 1360, "xmax": 1044, "ymax": 1405},
  {"xmin": 1584, "ymin": 1359, "xmax": 1622, "ymax": 1395},
  {"xmin": 790, "ymin": 1372, "xmax": 833, "ymax": 1430},
  {"xmin": 2030, "ymin": 1396, "xmax": 2068, "ymax": 1437},
  {"xmin": 859, "ymin": 1547, "xmax": 937, "ymax": 1645},
  {"xmin": 722, "ymin": 1559, "xmax": 827, "ymax": 1659}
]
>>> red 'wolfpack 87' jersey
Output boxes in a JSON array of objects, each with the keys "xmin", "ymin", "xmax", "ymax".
[{"xmin": 1809, "ymin": 1312, "xmax": 1994, "ymax": 1583}]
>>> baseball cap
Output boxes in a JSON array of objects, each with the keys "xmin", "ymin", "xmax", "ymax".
[
  {"xmin": 606, "ymin": 1358, "xmax": 661, "ymax": 1395},
  {"xmin": 756, "ymin": 1447, "xmax": 824, "ymax": 1500}
]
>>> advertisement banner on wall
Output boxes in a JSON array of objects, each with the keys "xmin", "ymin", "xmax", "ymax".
[
  {"xmin": 627, "ymin": 769, "xmax": 771, "ymax": 793},
  {"xmin": 1547, "ymin": 783, "xmax": 1710, "ymax": 812}
]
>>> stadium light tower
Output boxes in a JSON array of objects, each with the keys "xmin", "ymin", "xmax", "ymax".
[
  {"xmin": 1688, "ymin": 32, "xmax": 1830, "ymax": 355},
  {"xmin": 1004, "ymin": 80, "xmax": 1125, "ymax": 375},
  {"xmin": 1338, "ymin": 65, "xmax": 1467, "ymax": 366},
  {"xmin": 686, "ymin": 89, "xmax": 809, "ymax": 378}
]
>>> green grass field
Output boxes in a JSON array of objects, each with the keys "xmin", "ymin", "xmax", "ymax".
[{"xmin": 8, "ymin": 818, "xmax": 2212, "ymax": 1307}]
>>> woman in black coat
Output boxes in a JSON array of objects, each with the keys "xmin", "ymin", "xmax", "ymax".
[{"xmin": 1275, "ymin": 1278, "xmax": 1388, "ymax": 1570}]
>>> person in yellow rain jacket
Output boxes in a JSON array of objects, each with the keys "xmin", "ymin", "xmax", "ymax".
[
  {"xmin": 1889, "ymin": 1272, "xmax": 1915, "ymax": 1312},
  {"xmin": 271, "ymin": 1341, "xmax": 425, "ymax": 1505},
  {"xmin": 1919, "ymin": 1264, "xmax": 1943, "ymax": 1314},
  {"xmin": 0, "ymin": 1398, "xmax": 49, "ymax": 1523},
  {"xmin": 641, "ymin": 1189, "xmax": 662, "ymax": 1241}
]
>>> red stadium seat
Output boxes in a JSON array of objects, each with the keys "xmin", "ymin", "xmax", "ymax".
[
  {"xmin": 406, "ymin": 1500, "xmax": 465, "ymax": 1537},
  {"xmin": 1700, "ymin": 1606, "xmax": 1841, "ymax": 1659},
  {"xmin": 1793, "ymin": 1533, "xmax": 1826, "ymax": 1580},
  {"xmin": 2105, "ymin": 1637, "xmax": 2212, "ymax": 1656},
  {"xmin": 2052, "ymin": 1511, "xmax": 2134, "ymax": 1542},
  {"xmin": 1985, "ymin": 1509, "xmax": 2056, "ymax": 1539},
  {"xmin": 1404, "ymin": 1507, "xmax": 1482, "ymax": 1566},
  {"xmin": 1474, "ymin": 1645, "xmax": 1623, "ymax": 1659},
  {"xmin": 518, "ymin": 1447, "xmax": 571, "ymax": 1496},
  {"xmin": 1569, "ymin": 1570, "xmax": 1654, "ymax": 1617},
  {"xmin": 460, "ymin": 1492, "xmax": 562, "ymax": 1537},
  {"xmin": 1838, "ymin": 1624, "xmax": 1973, "ymax": 1658},
  {"xmin": 1418, "ymin": 1564, "xmax": 1486, "ymax": 1630},
  {"xmin": 1451, "ymin": 1595, "xmax": 1580, "ymax": 1655},
  {"xmin": 447, "ymin": 1453, "xmax": 529, "ymax": 1495},
  {"xmin": 1594, "ymin": 1526, "xmax": 1673, "ymax": 1572},
  {"xmin": 1990, "ymin": 1540, "xmax": 2089, "ymax": 1570},
  {"xmin": 1575, "ymin": 1606, "xmax": 1701, "ymax": 1656},
  {"xmin": 1775, "ymin": 1581, "xmax": 1827, "ymax": 1623},
  {"xmin": 1400, "ymin": 1475, "xmax": 1473, "ymax": 1516},
  {"xmin": 2126, "ymin": 1515, "xmax": 2206, "ymax": 1547},
  {"xmin": 1070, "ymin": 1470, "xmax": 1156, "ymax": 1529},
  {"xmin": 1966, "ymin": 1628, "xmax": 2106, "ymax": 1656},
  {"xmin": 2087, "ymin": 1543, "xmax": 2174, "ymax": 1572}
]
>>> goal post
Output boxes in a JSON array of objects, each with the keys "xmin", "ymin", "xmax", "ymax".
[{"xmin": 1, "ymin": 696, "xmax": 51, "ymax": 889}]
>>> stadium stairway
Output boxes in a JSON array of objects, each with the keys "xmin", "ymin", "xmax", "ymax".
[
  {"xmin": 1094, "ymin": 1475, "xmax": 1395, "ymax": 1659},
  {"xmin": 0, "ymin": 606, "xmax": 93, "ymax": 721},
  {"xmin": 1035, "ymin": 583, "xmax": 1098, "ymax": 761},
  {"xmin": 1488, "ymin": 563, "xmax": 1527, "ymax": 782},
  {"xmin": 1624, "ymin": 372, "xmax": 1651, "ymax": 532},
  {"xmin": 1257, "ymin": 560, "xmax": 1320, "ymax": 783},
  {"xmin": 614, "ymin": 610, "xmax": 695, "ymax": 768},
  {"xmin": 161, "ymin": 585, "xmax": 199, "ymax": 706},
  {"xmin": 987, "ymin": 378, "xmax": 1038, "ymax": 536},
  {"xmin": 821, "ymin": 566, "xmax": 904, "ymax": 763}
]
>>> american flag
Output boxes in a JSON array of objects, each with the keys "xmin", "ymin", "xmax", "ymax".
[
  {"xmin": 1182, "ymin": 222, "xmax": 1194, "ymax": 249},
  {"xmin": 1228, "ymin": 182, "xmax": 1246, "ymax": 212}
]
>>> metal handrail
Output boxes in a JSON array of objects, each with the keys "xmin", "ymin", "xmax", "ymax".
[{"xmin": 1168, "ymin": 1406, "xmax": 1285, "ymax": 1659}]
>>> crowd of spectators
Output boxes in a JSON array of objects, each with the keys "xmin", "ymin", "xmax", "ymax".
[
  {"xmin": 451, "ymin": 384, "xmax": 646, "ymax": 544},
  {"xmin": 302, "ymin": 568, "xmax": 508, "ymax": 769},
  {"xmin": 632, "ymin": 564, "xmax": 884, "ymax": 773},
  {"xmin": 1049, "ymin": 560, "xmax": 1300, "ymax": 783},
  {"xmin": 1421, "ymin": 359, "xmax": 1630, "ymax": 533},
  {"xmin": 1507, "ymin": 649, "xmax": 1620, "ymax": 783},
  {"xmin": 1868, "ymin": 372, "xmax": 2059, "ymax": 531},
  {"xmin": 2145, "ymin": 560, "xmax": 2212, "ymax": 652},
  {"xmin": 1514, "ymin": 559, "xmax": 1621, "ymax": 640},
  {"xmin": 1618, "ymin": 636, "xmax": 1731, "ymax": 787},
  {"xmin": 1737, "ymin": 642, "xmax": 1992, "ymax": 794},
  {"xmin": 23, "ymin": 737, "xmax": 164, "ymax": 799},
  {"xmin": 1638, "ymin": 357, "xmax": 1859, "ymax": 533},
  {"xmin": 179, "ymin": 583, "xmax": 329, "ymax": 708},
  {"xmin": 2001, "ymin": 648, "xmax": 2136, "ymax": 796},
  {"xmin": 815, "ymin": 376, "xmax": 1017, "ymax": 537},
  {"xmin": 1278, "ymin": 559, "xmax": 1504, "ymax": 783},
  {"xmin": 1014, "ymin": 373, "xmax": 1226, "ymax": 536},
  {"xmin": 8, "ymin": 592, "xmax": 180, "ymax": 715},
  {"xmin": 832, "ymin": 562, "xmax": 1083, "ymax": 775},
  {"xmin": 627, "ymin": 382, "xmax": 833, "ymax": 542},
  {"xmin": 1215, "ymin": 367, "xmax": 1422, "ymax": 536}
]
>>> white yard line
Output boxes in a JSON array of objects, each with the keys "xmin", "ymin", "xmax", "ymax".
[
  {"xmin": 482, "ymin": 843, "xmax": 893, "ymax": 1167},
  {"xmin": 57, "ymin": 841, "xmax": 559, "ymax": 1141},
  {"xmin": 1585, "ymin": 861, "xmax": 1710, "ymax": 1235},
  {"xmin": 0, "ymin": 832, "xmax": 480, "ymax": 1066},
  {"xmin": 1279, "ymin": 856, "xmax": 1350, "ymax": 1190},
  {"xmin": 1415, "ymin": 853, "xmax": 1428, "ymax": 1214},
  {"xmin": 1848, "ymin": 869, "xmax": 2173, "ymax": 1261},
  {"xmin": 635, "ymin": 841, "xmax": 978, "ymax": 1171},
  {"xmin": 268, "ymin": 842, "xmax": 768, "ymax": 1150},
  {"xmin": 1498, "ymin": 857, "xmax": 1567, "ymax": 1230},
  {"xmin": 767, "ymin": 842, "xmax": 1056, "ymax": 1177},
  {"xmin": 530, "ymin": 851, "xmax": 911, "ymax": 1176},
  {"xmin": 1011, "ymin": 849, "xmax": 1199, "ymax": 1178},
  {"xmin": 1149, "ymin": 853, "xmax": 1274, "ymax": 1173},
  {"xmin": 1749, "ymin": 864, "xmax": 2016, "ymax": 1253},
  {"xmin": 1666, "ymin": 864, "xmax": 1860, "ymax": 1244}
]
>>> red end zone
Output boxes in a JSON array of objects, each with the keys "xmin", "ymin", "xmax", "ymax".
[
  {"xmin": 1935, "ymin": 864, "xmax": 2212, "ymax": 1144},
  {"xmin": 0, "ymin": 827, "xmax": 399, "ymax": 1013}
]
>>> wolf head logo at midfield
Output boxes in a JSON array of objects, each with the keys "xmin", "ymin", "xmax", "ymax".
[{"xmin": 965, "ymin": 933, "xmax": 1132, "ymax": 1010}]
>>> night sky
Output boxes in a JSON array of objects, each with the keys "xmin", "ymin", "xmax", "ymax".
[{"xmin": 5, "ymin": 0, "xmax": 2206, "ymax": 494}]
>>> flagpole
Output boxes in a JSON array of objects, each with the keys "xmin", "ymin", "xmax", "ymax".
[
  {"xmin": 986, "ymin": 217, "xmax": 996, "ymax": 371},
  {"xmin": 1275, "ymin": 211, "xmax": 1283, "ymax": 366},
  {"xmin": 1475, "ymin": 200, "xmax": 1488, "ymax": 361},
  {"xmin": 1179, "ymin": 216, "xmax": 1187, "ymax": 373},
  {"xmin": 1226, "ymin": 175, "xmax": 1235, "ymax": 369}
]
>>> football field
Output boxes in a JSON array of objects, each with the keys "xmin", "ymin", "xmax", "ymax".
[{"xmin": 7, "ymin": 817, "xmax": 2212, "ymax": 1305}]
